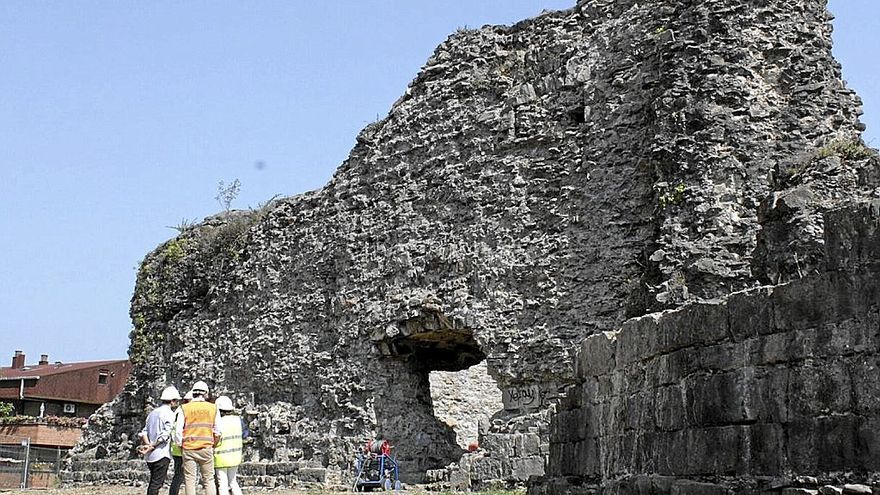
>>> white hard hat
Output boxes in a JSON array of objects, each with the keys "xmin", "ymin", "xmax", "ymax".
[
  {"xmin": 215, "ymin": 395, "xmax": 234, "ymax": 411},
  {"xmin": 183, "ymin": 390, "xmax": 194, "ymax": 401},
  {"xmin": 160, "ymin": 386, "xmax": 181, "ymax": 401},
  {"xmin": 191, "ymin": 381, "xmax": 209, "ymax": 394}
]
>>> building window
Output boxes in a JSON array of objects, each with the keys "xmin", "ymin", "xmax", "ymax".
[{"xmin": 98, "ymin": 370, "xmax": 109, "ymax": 384}]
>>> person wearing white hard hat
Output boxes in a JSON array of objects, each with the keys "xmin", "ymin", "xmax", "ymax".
[
  {"xmin": 168, "ymin": 390, "xmax": 195, "ymax": 495},
  {"xmin": 173, "ymin": 381, "xmax": 222, "ymax": 495},
  {"xmin": 139, "ymin": 386, "xmax": 181, "ymax": 495},
  {"xmin": 213, "ymin": 396, "xmax": 250, "ymax": 495}
]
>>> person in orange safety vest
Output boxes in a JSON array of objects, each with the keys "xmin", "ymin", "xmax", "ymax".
[{"xmin": 173, "ymin": 380, "xmax": 221, "ymax": 495}]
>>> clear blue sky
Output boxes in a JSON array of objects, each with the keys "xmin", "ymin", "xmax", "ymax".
[{"xmin": 0, "ymin": 1, "xmax": 876, "ymax": 364}]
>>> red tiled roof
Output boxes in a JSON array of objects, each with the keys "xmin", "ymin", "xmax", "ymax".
[
  {"xmin": 0, "ymin": 359, "xmax": 130, "ymax": 405},
  {"xmin": 0, "ymin": 360, "xmax": 126, "ymax": 379}
]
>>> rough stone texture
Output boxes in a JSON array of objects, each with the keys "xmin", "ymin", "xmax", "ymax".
[
  {"xmin": 429, "ymin": 362, "xmax": 504, "ymax": 449},
  {"xmin": 533, "ymin": 201, "xmax": 880, "ymax": 494},
  {"xmin": 68, "ymin": 0, "xmax": 879, "ymax": 490}
]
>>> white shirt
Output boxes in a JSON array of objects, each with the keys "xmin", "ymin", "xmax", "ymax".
[{"xmin": 140, "ymin": 403, "xmax": 176, "ymax": 463}]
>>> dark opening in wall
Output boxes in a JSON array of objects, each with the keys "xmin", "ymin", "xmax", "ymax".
[
  {"xmin": 568, "ymin": 105, "xmax": 586, "ymax": 124},
  {"xmin": 372, "ymin": 312, "xmax": 493, "ymax": 480},
  {"xmin": 384, "ymin": 327, "xmax": 485, "ymax": 372}
]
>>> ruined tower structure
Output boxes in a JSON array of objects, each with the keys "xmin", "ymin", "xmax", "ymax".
[{"xmin": 70, "ymin": 0, "xmax": 880, "ymax": 492}]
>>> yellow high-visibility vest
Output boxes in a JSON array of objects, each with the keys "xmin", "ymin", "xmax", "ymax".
[
  {"xmin": 214, "ymin": 415, "xmax": 243, "ymax": 468},
  {"xmin": 181, "ymin": 401, "xmax": 217, "ymax": 450}
]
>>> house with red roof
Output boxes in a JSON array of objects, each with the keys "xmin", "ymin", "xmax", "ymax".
[{"xmin": 0, "ymin": 351, "xmax": 130, "ymax": 448}]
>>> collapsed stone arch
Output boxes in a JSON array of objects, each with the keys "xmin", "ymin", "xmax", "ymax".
[{"xmin": 370, "ymin": 310, "xmax": 498, "ymax": 479}]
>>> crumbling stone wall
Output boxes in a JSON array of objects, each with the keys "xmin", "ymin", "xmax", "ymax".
[
  {"xmin": 68, "ymin": 0, "xmax": 876, "ymax": 489},
  {"xmin": 534, "ymin": 201, "xmax": 880, "ymax": 494}
]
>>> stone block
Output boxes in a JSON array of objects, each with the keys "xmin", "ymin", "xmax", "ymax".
[
  {"xmin": 748, "ymin": 328, "xmax": 813, "ymax": 366},
  {"xmin": 510, "ymin": 456, "xmax": 544, "ymax": 481},
  {"xmin": 699, "ymin": 341, "xmax": 746, "ymax": 372},
  {"xmin": 470, "ymin": 456, "xmax": 503, "ymax": 480},
  {"xmin": 786, "ymin": 416, "xmax": 861, "ymax": 473},
  {"xmin": 578, "ymin": 331, "xmax": 618, "ymax": 378},
  {"xmin": 848, "ymin": 356, "xmax": 880, "ymax": 415},
  {"xmin": 824, "ymin": 201, "xmax": 880, "ymax": 270},
  {"xmin": 516, "ymin": 433, "xmax": 542, "ymax": 457},
  {"xmin": 630, "ymin": 431, "xmax": 656, "ymax": 474},
  {"xmin": 747, "ymin": 423, "xmax": 784, "ymax": 476},
  {"xmin": 685, "ymin": 426, "xmax": 747, "ymax": 476},
  {"xmin": 652, "ymin": 430, "xmax": 689, "ymax": 476},
  {"xmin": 728, "ymin": 286, "xmax": 776, "ymax": 341},
  {"xmin": 751, "ymin": 367, "xmax": 790, "ymax": 422},
  {"xmin": 652, "ymin": 347, "xmax": 700, "ymax": 386},
  {"xmin": 481, "ymin": 433, "xmax": 514, "ymax": 454},
  {"xmin": 814, "ymin": 314, "xmax": 880, "ymax": 358},
  {"xmin": 665, "ymin": 302, "xmax": 730, "ymax": 350},
  {"xmin": 654, "ymin": 385, "xmax": 686, "ymax": 431},
  {"xmin": 855, "ymin": 417, "xmax": 880, "ymax": 471},
  {"xmin": 841, "ymin": 484, "xmax": 872, "ymax": 494},
  {"xmin": 771, "ymin": 275, "xmax": 836, "ymax": 332},
  {"xmin": 684, "ymin": 370, "xmax": 754, "ymax": 426},
  {"xmin": 671, "ymin": 480, "xmax": 731, "ymax": 495},
  {"xmin": 616, "ymin": 315, "xmax": 660, "ymax": 367},
  {"xmin": 787, "ymin": 361, "xmax": 852, "ymax": 419}
]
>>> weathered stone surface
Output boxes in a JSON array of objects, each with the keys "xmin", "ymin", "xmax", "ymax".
[
  {"xmin": 537, "ymin": 204, "xmax": 880, "ymax": 492},
  {"xmin": 67, "ymin": 0, "xmax": 880, "ymax": 491}
]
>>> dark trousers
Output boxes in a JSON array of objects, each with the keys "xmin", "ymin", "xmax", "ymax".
[
  {"xmin": 169, "ymin": 455, "xmax": 184, "ymax": 495},
  {"xmin": 146, "ymin": 456, "xmax": 171, "ymax": 495}
]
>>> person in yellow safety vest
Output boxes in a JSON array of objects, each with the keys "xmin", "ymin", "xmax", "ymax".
[
  {"xmin": 213, "ymin": 396, "xmax": 250, "ymax": 495},
  {"xmin": 168, "ymin": 389, "xmax": 193, "ymax": 495},
  {"xmin": 173, "ymin": 381, "xmax": 221, "ymax": 495}
]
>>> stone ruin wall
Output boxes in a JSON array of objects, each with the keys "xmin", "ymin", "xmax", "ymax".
[
  {"xmin": 66, "ymin": 0, "xmax": 880, "ymax": 491},
  {"xmin": 534, "ymin": 201, "xmax": 880, "ymax": 494}
]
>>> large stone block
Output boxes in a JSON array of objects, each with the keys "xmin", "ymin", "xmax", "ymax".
[
  {"xmin": 785, "ymin": 416, "xmax": 862, "ymax": 473},
  {"xmin": 684, "ymin": 370, "xmax": 755, "ymax": 426},
  {"xmin": 616, "ymin": 315, "xmax": 661, "ymax": 367},
  {"xmin": 699, "ymin": 341, "xmax": 746, "ymax": 373},
  {"xmin": 649, "ymin": 347, "xmax": 700, "ymax": 387},
  {"xmin": 746, "ymin": 423, "xmax": 784, "ymax": 476},
  {"xmin": 727, "ymin": 286, "xmax": 776, "ymax": 341},
  {"xmin": 655, "ymin": 302, "xmax": 730, "ymax": 353},
  {"xmin": 787, "ymin": 361, "xmax": 852, "ymax": 419},
  {"xmin": 510, "ymin": 456, "xmax": 545, "ymax": 481},
  {"xmin": 850, "ymin": 356, "xmax": 880, "ymax": 415},
  {"xmin": 813, "ymin": 313, "xmax": 880, "ymax": 359},
  {"xmin": 654, "ymin": 385, "xmax": 686, "ymax": 432},
  {"xmin": 683, "ymin": 426, "xmax": 747, "ymax": 476},
  {"xmin": 749, "ymin": 367, "xmax": 790, "ymax": 423},
  {"xmin": 578, "ymin": 331, "xmax": 618, "ymax": 378},
  {"xmin": 670, "ymin": 480, "xmax": 731, "ymax": 495}
]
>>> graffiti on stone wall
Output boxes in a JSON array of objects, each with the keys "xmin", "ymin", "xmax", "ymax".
[{"xmin": 503, "ymin": 385, "xmax": 542, "ymax": 410}]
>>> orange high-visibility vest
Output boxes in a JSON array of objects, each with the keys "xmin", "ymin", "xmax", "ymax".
[{"xmin": 181, "ymin": 401, "xmax": 217, "ymax": 450}]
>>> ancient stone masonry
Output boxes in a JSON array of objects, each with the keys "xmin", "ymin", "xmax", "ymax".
[
  {"xmin": 68, "ymin": 0, "xmax": 877, "ymax": 490},
  {"xmin": 534, "ymin": 201, "xmax": 880, "ymax": 494}
]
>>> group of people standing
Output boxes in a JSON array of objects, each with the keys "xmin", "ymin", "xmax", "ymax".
[{"xmin": 138, "ymin": 380, "xmax": 249, "ymax": 495}]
